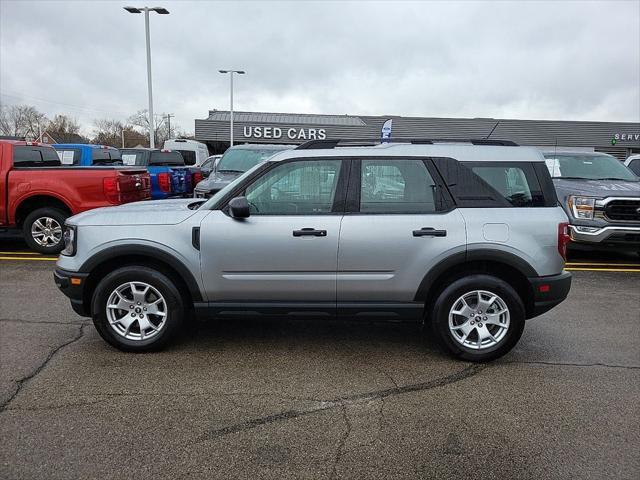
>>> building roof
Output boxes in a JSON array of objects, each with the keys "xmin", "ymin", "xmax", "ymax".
[{"xmin": 205, "ymin": 110, "xmax": 367, "ymax": 126}]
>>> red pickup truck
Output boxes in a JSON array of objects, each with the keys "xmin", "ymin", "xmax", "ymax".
[{"xmin": 0, "ymin": 140, "xmax": 151, "ymax": 253}]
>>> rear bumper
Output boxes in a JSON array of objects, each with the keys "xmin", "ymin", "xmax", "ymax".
[
  {"xmin": 527, "ymin": 270, "xmax": 572, "ymax": 318},
  {"xmin": 54, "ymin": 268, "xmax": 90, "ymax": 317},
  {"xmin": 569, "ymin": 225, "xmax": 640, "ymax": 247}
]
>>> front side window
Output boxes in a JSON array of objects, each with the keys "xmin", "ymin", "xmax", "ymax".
[
  {"xmin": 544, "ymin": 154, "xmax": 638, "ymax": 181},
  {"xmin": 245, "ymin": 160, "xmax": 342, "ymax": 215},
  {"xmin": 360, "ymin": 159, "xmax": 438, "ymax": 213}
]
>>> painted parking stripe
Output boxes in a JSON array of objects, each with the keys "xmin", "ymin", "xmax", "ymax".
[
  {"xmin": 566, "ymin": 262, "xmax": 640, "ymax": 267},
  {"xmin": 565, "ymin": 267, "xmax": 640, "ymax": 272},
  {"xmin": 0, "ymin": 256, "xmax": 58, "ymax": 261},
  {"xmin": 0, "ymin": 251, "xmax": 42, "ymax": 255}
]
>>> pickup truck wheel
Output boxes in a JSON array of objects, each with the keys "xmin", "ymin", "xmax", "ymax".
[
  {"xmin": 430, "ymin": 274, "xmax": 525, "ymax": 362},
  {"xmin": 23, "ymin": 208, "xmax": 67, "ymax": 254},
  {"xmin": 91, "ymin": 266, "xmax": 184, "ymax": 352}
]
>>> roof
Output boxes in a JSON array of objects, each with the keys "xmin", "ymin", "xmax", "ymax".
[
  {"xmin": 269, "ymin": 142, "xmax": 546, "ymax": 163},
  {"xmin": 540, "ymin": 150, "xmax": 615, "ymax": 157},
  {"xmin": 53, "ymin": 143, "xmax": 117, "ymax": 149},
  {"xmin": 205, "ymin": 110, "xmax": 367, "ymax": 126},
  {"xmin": 228, "ymin": 143, "xmax": 296, "ymax": 151}
]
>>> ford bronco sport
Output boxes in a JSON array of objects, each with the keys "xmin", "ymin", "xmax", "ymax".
[{"xmin": 55, "ymin": 139, "xmax": 572, "ymax": 361}]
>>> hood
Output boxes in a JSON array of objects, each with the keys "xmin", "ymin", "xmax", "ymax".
[
  {"xmin": 553, "ymin": 178, "xmax": 640, "ymax": 199},
  {"xmin": 67, "ymin": 198, "xmax": 204, "ymax": 226},
  {"xmin": 195, "ymin": 170, "xmax": 240, "ymax": 192}
]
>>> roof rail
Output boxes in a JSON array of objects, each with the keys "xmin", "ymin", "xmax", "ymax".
[{"xmin": 296, "ymin": 138, "xmax": 518, "ymax": 149}]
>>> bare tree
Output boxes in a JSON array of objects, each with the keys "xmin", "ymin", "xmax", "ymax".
[
  {"xmin": 0, "ymin": 104, "xmax": 47, "ymax": 139},
  {"xmin": 128, "ymin": 109, "xmax": 186, "ymax": 147},
  {"xmin": 46, "ymin": 114, "xmax": 87, "ymax": 143},
  {"xmin": 92, "ymin": 118, "xmax": 147, "ymax": 148}
]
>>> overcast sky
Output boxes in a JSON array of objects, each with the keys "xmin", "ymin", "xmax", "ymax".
[{"xmin": 1, "ymin": 0, "xmax": 639, "ymax": 135}]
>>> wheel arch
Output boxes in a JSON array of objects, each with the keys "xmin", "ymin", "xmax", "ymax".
[
  {"xmin": 415, "ymin": 249, "xmax": 537, "ymax": 319},
  {"xmin": 80, "ymin": 245, "xmax": 203, "ymax": 315},
  {"xmin": 15, "ymin": 195, "xmax": 72, "ymax": 227}
]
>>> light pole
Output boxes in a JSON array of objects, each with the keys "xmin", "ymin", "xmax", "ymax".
[
  {"xmin": 165, "ymin": 113, "xmax": 174, "ymax": 139},
  {"xmin": 219, "ymin": 69, "xmax": 245, "ymax": 146},
  {"xmin": 124, "ymin": 6, "xmax": 169, "ymax": 148}
]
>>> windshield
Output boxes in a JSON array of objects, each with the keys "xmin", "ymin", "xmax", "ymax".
[
  {"xmin": 201, "ymin": 163, "xmax": 265, "ymax": 210},
  {"xmin": 216, "ymin": 148, "xmax": 287, "ymax": 173},
  {"xmin": 545, "ymin": 154, "xmax": 638, "ymax": 181}
]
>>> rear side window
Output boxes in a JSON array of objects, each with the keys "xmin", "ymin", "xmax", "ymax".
[
  {"xmin": 149, "ymin": 151, "xmax": 185, "ymax": 166},
  {"xmin": 433, "ymin": 157, "xmax": 554, "ymax": 208},
  {"xmin": 13, "ymin": 146, "xmax": 61, "ymax": 167},
  {"xmin": 360, "ymin": 159, "xmax": 438, "ymax": 213},
  {"xmin": 92, "ymin": 148, "xmax": 122, "ymax": 164}
]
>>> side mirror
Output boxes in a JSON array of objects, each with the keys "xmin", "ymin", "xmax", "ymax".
[{"xmin": 228, "ymin": 196, "xmax": 250, "ymax": 219}]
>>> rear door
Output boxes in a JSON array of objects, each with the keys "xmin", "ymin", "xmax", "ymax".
[{"xmin": 337, "ymin": 158, "xmax": 466, "ymax": 319}]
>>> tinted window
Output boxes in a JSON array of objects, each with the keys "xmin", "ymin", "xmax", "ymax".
[
  {"xmin": 92, "ymin": 148, "xmax": 122, "ymax": 164},
  {"xmin": 149, "ymin": 151, "xmax": 185, "ymax": 166},
  {"xmin": 175, "ymin": 149, "xmax": 196, "ymax": 166},
  {"xmin": 245, "ymin": 160, "xmax": 342, "ymax": 215},
  {"xmin": 360, "ymin": 159, "xmax": 437, "ymax": 213},
  {"xmin": 628, "ymin": 159, "xmax": 640, "ymax": 176},
  {"xmin": 217, "ymin": 148, "xmax": 288, "ymax": 173},
  {"xmin": 465, "ymin": 163, "xmax": 546, "ymax": 207},
  {"xmin": 13, "ymin": 146, "xmax": 61, "ymax": 167},
  {"xmin": 544, "ymin": 154, "xmax": 637, "ymax": 181}
]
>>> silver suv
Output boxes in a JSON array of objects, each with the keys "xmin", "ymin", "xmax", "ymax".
[{"xmin": 55, "ymin": 139, "xmax": 572, "ymax": 362}]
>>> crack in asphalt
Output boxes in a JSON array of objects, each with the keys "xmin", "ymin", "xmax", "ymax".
[
  {"xmin": 0, "ymin": 318, "xmax": 85, "ymax": 326},
  {"xmin": 330, "ymin": 405, "xmax": 352, "ymax": 480},
  {"xmin": 197, "ymin": 364, "xmax": 486, "ymax": 443},
  {"xmin": 501, "ymin": 360, "xmax": 640, "ymax": 370},
  {"xmin": 0, "ymin": 322, "xmax": 89, "ymax": 412}
]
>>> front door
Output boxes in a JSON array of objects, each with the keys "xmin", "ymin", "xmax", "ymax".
[
  {"xmin": 200, "ymin": 158, "xmax": 348, "ymax": 312},
  {"xmin": 337, "ymin": 158, "xmax": 467, "ymax": 318}
]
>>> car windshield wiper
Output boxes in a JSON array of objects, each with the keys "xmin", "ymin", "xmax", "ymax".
[
  {"xmin": 217, "ymin": 169, "xmax": 245, "ymax": 174},
  {"xmin": 552, "ymin": 176, "xmax": 589, "ymax": 180}
]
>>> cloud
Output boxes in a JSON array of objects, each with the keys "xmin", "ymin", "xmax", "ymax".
[{"xmin": 1, "ymin": 0, "xmax": 638, "ymax": 136}]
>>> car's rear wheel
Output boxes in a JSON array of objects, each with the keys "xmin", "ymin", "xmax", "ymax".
[
  {"xmin": 429, "ymin": 274, "xmax": 525, "ymax": 362},
  {"xmin": 23, "ymin": 207, "xmax": 67, "ymax": 254},
  {"xmin": 91, "ymin": 266, "xmax": 184, "ymax": 352}
]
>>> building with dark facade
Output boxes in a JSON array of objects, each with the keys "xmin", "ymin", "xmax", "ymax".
[{"xmin": 195, "ymin": 110, "xmax": 640, "ymax": 159}]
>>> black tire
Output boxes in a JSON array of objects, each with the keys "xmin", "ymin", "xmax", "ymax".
[
  {"xmin": 22, "ymin": 207, "xmax": 68, "ymax": 254},
  {"xmin": 429, "ymin": 274, "xmax": 525, "ymax": 362},
  {"xmin": 91, "ymin": 266, "xmax": 185, "ymax": 352}
]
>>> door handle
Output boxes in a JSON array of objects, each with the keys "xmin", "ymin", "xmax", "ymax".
[
  {"xmin": 293, "ymin": 228, "xmax": 327, "ymax": 237},
  {"xmin": 413, "ymin": 227, "xmax": 447, "ymax": 237}
]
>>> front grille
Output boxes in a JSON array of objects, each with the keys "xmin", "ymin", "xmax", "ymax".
[{"xmin": 605, "ymin": 199, "xmax": 640, "ymax": 222}]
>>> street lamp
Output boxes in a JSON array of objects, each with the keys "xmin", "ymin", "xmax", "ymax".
[
  {"xmin": 219, "ymin": 69, "xmax": 245, "ymax": 147},
  {"xmin": 124, "ymin": 6, "xmax": 170, "ymax": 148}
]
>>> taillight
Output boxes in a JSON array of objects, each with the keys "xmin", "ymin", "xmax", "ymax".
[
  {"xmin": 192, "ymin": 171, "xmax": 202, "ymax": 188},
  {"xmin": 158, "ymin": 172, "xmax": 172, "ymax": 193},
  {"xmin": 558, "ymin": 222, "xmax": 571, "ymax": 262},
  {"xmin": 103, "ymin": 177, "xmax": 120, "ymax": 204}
]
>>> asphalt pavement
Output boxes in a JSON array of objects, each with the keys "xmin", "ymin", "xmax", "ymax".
[{"xmin": 0, "ymin": 239, "xmax": 639, "ymax": 479}]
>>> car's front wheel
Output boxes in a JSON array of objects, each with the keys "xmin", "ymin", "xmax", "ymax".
[
  {"xmin": 23, "ymin": 207, "xmax": 67, "ymax": 254},
  {"xmin": 91, "ymin": 266, "xmax": 184, "ymax": 352},
  {"xmin": 430, "ymin": 274, "xmax": 525, "ymax": 362}
]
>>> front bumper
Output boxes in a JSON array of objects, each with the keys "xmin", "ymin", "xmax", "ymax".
[
  {"xmin": 527, "ymin": 271, "xmax": 572, "ymax": 318},
  {"xmin": 54, "ymin": 268, "xmax": 90, "ymax": 317},
  {"xmin": 569, "ymin": 225, "xmax": 640, "ymax": 246}
]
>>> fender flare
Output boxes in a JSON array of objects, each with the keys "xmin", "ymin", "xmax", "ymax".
[
  {"xmin": 80, "ymin": 244, "xmax": 203, "ymax": 302},
  {"xmin": 414, "ymin": 249, "xmax": 537, "ymax": 301}
]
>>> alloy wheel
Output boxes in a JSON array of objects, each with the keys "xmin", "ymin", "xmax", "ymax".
[
  {"xmin": 106, "ymin": 281, "xmax": 168, "ymax": 341},
  {"xmin": 448, "ymin": 290, "xmax": 510, "ymax": 350}
]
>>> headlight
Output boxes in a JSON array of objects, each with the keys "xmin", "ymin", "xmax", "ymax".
[
  {"xmin": 567, "ymin": 196, "xmax": 598, "ymax": 220},
  {"xmin": 61, "ymin": 225, "xmax": 77, "ymax": 256}
]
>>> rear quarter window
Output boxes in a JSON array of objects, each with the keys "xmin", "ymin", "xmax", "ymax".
[{"xmin": 433, "ymin": 157, "xmax": 556, "ymax": 208}]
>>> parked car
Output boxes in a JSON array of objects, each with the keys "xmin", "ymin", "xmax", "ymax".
[
  {"xmin": 53, "ymin": 144, "xmax": 123, "ymax": 166},
  {"xmin": 542, "ymin": 151, "xmax": 640, "ymax": 253},
  {"xmin": 200, "ymin": 155, "xmax": 222, "ymax": 178},
  {"xmin": 55, "ymin": 138, "xmax": 571, "ymax": 361},
  {"xmin": 163, "ymin": 139, "xmax": 209, "ymax": 166},
  {"xmin": 121, "ymin": 148, "xmax": 196, "ymax": 199},
  {"xmin": 624, "ymin": 154, "xmax": 640, "ymax": 176},
  {"xmin": 0, "ymin": 140, "xmax": 151, "ymax": 253},
  {"xmin": 193, "ymin": 144, "xmax": 294, "ymax": 198}
]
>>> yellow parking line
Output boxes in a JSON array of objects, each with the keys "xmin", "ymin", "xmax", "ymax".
[
  {"xmin": 0, "ymin": 251, "xmax": 42, "ymax": 255},
  {"xmin": 0, "ymin": 256, "xmax": 57, "ymax": 261},
  {"xmin": 566, "ymin": 263, "xmax": 640, "ymax": 267},
  {"xmin": 566, "ymin": 267, "xmax": 640, "ymax": 272}
]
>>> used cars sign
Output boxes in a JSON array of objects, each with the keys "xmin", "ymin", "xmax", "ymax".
[{"xmin": 243, "ymin": 126, "xmax": 327, "ymax": 141}]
